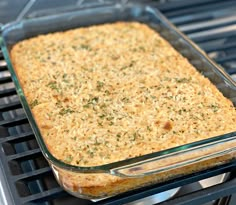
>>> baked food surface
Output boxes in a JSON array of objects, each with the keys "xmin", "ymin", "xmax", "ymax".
[{"xmin": 11, "ymin": 22, "xmax": 236, "ymax": 197}]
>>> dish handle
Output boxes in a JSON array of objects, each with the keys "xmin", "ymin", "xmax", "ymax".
[{"xmin": 110, "ymin": 136, "xmax": 236, "ymax": 178}]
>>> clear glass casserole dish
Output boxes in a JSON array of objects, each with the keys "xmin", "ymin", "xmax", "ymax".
[{"xmin": 1, "ymin": 1, "xmax": 236, "ymax": 201}]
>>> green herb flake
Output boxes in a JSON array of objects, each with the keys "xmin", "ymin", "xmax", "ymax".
[
  {"xmin": 175, "ymin": 77, "xmax": 192, "ymax": 83},
  {"xmin": 56, "ymin": 100, "xmax": 62, "ymax": 107},
  {"xmin": 83, "ymin": 97, "xmax": 99, "ymax": 108},
  {"xmin": 72, "ymin": 45, "xmax": 77, "ymax": 50},
  {"xmin": 83, "ymin": 160, "xmax": 88, "ymax": 164},
  {"xmin": 129, "ymin": 60, "xmax": 136, "ymax": 67},
  {"xmin": 209, "ymin": 104, "xmax": 219, "ymax": 112},
  {"xmin": 94, "ymin": 138, "xmax": 101, "ymax": 146},
  {"xmin": 121, "ymin": 65, "xmax": 128, "ymax": 70},
  {"xmin": 105, "ymin": 90, "xmax": 111, "ymax": 95},
  {"xmin": 96, "ymin": 81, "xmax": 104, "ymax": 91},
  {"xmin": 47, "ymin": 81, "xmax": 60, "ymax": 92},
  {"xmin": 97, "ymin": 121, "xmax": 103, "ymax": 126},
  {"xmin": 92, "ymin": 97, "xmax": 99, "ymax": 104},
  {"xmin": 147, "ymin": 126, "xmax": 152, "ymax": 132},
  {"xmin": 106, "ymin": 116, "xmax": 114, "ymax": 121},
  {"xmin": 100, "ymin": 103, "xmax": 107, "ymax": 109},
  {"xmin": 116, "ymin": 133, "xmax": 121, "ymax": 141},
  {"xmin": 99, "ymin": 114, "xmax": 106, "ymax": 119},
  {"xmin": 65, "ymin": 155, "xmax": 73, "ymax": 163},
  {"xmin": 139, "ymin": 46, "xmax": 145, "ymax": 51},
  {"xmin": 130, "ymin": 131, "xmax": 139, "ymax": 141},
  {"xmin": 104, "ymin": 141, "xmax": 109, "ymax": 147},
  {"xmin": 121, "ymin": 97, "xmax": 130, "ymax": 103},
  {"xmin": 80, "ymin": 44, "xmax": 90, "ymax": 50},
  {"xmin": 87, "ymin": 150, "xmax": 94, "ymax": 158},
  {"xmin": 83, "ymin": 104, "xmax": 90, "ymax": 109},
  {"xmin": 59, "ymin": 108, "xmax": 75, "ymax": 115},
  {"xmin": 30, "ymin": 99, "xmax": 39, "ymax": 108},
  {"xmin": 62, "ymin": 74, "xmax": 69, "ymax": 83}
]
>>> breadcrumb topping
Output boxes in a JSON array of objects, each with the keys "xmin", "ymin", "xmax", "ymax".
[{"xmin": 11, "ymin": 22, "xmax": 236, "ymax": 166}]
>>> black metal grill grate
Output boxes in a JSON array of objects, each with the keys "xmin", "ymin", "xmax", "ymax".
[{"xmin": 0, "ymin": 0, "xmax": 236, "ymax": 204}]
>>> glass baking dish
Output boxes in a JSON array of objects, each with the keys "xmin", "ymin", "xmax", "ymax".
[{"xmin": 1, "ymin": 1, "xmax": 236, "ymax": 201}]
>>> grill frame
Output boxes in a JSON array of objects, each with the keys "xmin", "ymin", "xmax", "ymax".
[{"xmin": 0, "ymin": 0, "xmax": 236, "ymax": 204}]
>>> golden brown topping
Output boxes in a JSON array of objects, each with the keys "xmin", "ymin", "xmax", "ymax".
[
  {"xmin": 163, "ymin": 121, "xmax": 173, "ymax": 131},
  {"xmin": 11, "ymin": 22, "xmax": 236, "ymax": 166}
]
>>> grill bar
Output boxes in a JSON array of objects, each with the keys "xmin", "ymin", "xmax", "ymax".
[
  {"xmin": 179, "ymin": 15, "xmax": 236, "ymax": 34},
  {"xmin": 0, "ymin": 131, "xmax": 34, "ymax": 143},
  {"xmin": 21, "ymin": 187, "xmax": 64, "ymax": 204},
  {"xmin": 163, "ymin": 1, "xmax": 236, "ymax": 18},
  {"xmin": 6, "ymin": 148, "xmax": 41, "ymax": 161},
  {"xmin": 0, "ymin": 115, "xmax": 28, "ymax": 126},
  {"xmin": 0, "ymin": 88, "xmax": 16, "ymax": 98},
  {"xmin": 0, "ymin": 76, "xmax": 12, "ymax": 84},
  {"xmin": 215, "ymin": 54, "xmax": 236, "ymax": 64},
  {"xmin": 189, "ymin": 25, "xmax": 236, "ymax": 42},
  {"xmin": 199, "ymin": 41, "xmax": 236, "ymax": 53},
  {"xmin": 159, "ymin": 178, "xmax": 236, "ymax": 205},
  {"xmin": 12, "ymin": 167, "xmax": 51, "ymax": 182},
  {"xmin": 157, "ymin": 0, "xmax": 222, "ymax": 13},
  {"xmin": 0, "ymin": 101, "xmax": 22, "ymax": 112},
  {"xmin": 220, "ymin": 68, "xmax": 236, "ymax": 76},
  {"xmin": 0, "ymin": 60, "xmax": 7, "ymax": 71},
  {"xmin": 170, "ymin": 8, "xmax": 236, "ymax": 26}
]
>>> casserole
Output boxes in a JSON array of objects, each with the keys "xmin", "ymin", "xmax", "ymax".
[{"xmin": 1, "ymin": 2, "xmax": 236, "ymax": 200}]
